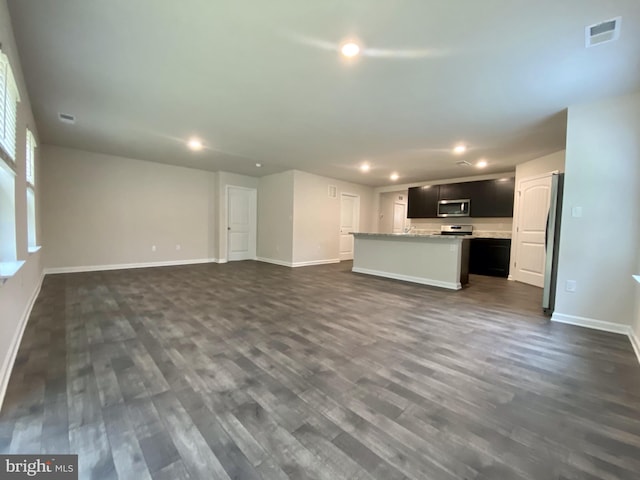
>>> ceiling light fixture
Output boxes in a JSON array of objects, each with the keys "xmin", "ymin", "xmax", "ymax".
[
  {"xmin": 360, "ymin": 163, "xmax": 370, "ymax": 172},
  {"xmin": 390, "ymin": 172, "xmax": 399, "ymax": 181},
  {"xmin": 255, "ymin": 163, "xmax": 262, "ymax": 168},
  {"xmin": 187, "ymin": 138, "xmax": 203, "ymax": 151},
  {"xmin": 341, "ymin": 42, "xmax": 361, "ymax": 58},
  {"xmin": 453, "ymin": 144, "xmax": 467, "ymax": 154},
  {"xmin": 476, "ymin": 159, "xmax": 488, "ymax": 168}
]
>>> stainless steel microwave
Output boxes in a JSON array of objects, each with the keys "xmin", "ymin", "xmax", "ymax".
[{"xmin": 437, "ymin": 199, "xmax": 470, "ymax": 217}]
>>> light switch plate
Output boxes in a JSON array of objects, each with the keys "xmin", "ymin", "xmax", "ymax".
[
  {"xmin": 571, "ymin": 206, "xmax": 583, "ymax": 218},
  {"xmin": 565, "ymin": 280, "xmax": 577, "ymax": 292}
]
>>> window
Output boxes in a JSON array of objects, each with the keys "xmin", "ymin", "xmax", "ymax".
[
  {"xmin": 26, "ymin": 129, "xmax": 37, "ymax": 249},
  {"xmin": 0, "ymin": 50, "xmax": 20, "ymax": 165},
  {"xmin": 0, "ymin": 49, "xmax": 19, "ymax": 269}
]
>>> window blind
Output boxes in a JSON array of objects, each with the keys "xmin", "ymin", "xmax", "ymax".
[
  {"xmin": 0, "ymin": 51, "xmax": 20, "ymax": 166},
  {"xmin": 26, "ymin": 128, "xmax": 36, "ymax": 185}
]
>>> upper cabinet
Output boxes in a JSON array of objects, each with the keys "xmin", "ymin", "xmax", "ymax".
[
  {"xmin": 408, "ymin": 185, "xmax": 439, "ymax": 218},
  {"xmin": 407, "ymin": 177, "xmax": 514, "ymax": 218}
]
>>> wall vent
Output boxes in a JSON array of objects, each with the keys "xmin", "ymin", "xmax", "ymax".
[
  {"xmin": 585, "ymin": 17, "xmax": 621, "ymax": 47},
  {"xmin": 456, "ymin": 160, "xmax": 472, "ymax": 167},
  {"xmin": 328, "ymin": 185, "xmax": 337, "ymax": 198},
  {"xmin": 58, "ymin": 112, "xmax": 76, "ymax": 124}
]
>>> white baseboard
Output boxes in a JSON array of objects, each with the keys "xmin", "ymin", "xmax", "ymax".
[
  {"xmin": 352, "ymin": 267, "xmax": 461, "ymax": 290},
  {"xmin": 0, "ymin": 271, "xmax": 45, "ymax": 411},
  {"xmin": 256, "ymin": 257, "xmax": 293, "ymax": 267},
  {"xmin": 550, "ymin": 312, "xmax": 631, "ymax": 335},
  {"xmin": 257, "ymin": 257, "xmax": 341, "ymax": 268},
  {"xmin": 629, "ymin": 330, "xmax": 640, "ymax": 366},
  {"xmin": 44, "ymin": 258, "xmax": 218, "ymax": 274},
  {"xmin": 292, "ymin": 258, "xmax": 340, "ymax": 268}
]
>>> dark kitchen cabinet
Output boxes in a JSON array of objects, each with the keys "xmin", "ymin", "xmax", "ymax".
[
  {"xmin": 408, "ymin": 185, "xmax": 439, "ymax": 218},
  {"xmin": 469, "ymin": 178, "xmax": 515, "ymax": 218},
  {"xmin": 469, "ymin": 238, "xmax": 511, "ymax": 277},
  {"xmin": 438, "ymin": 182, "xmax": 474, "ymax": 201},
  {"xmin": 408, "ymin": 176, "xmax": 514, "ymax": 218}
]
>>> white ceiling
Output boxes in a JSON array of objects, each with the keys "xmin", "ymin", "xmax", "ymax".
[{"xmin": 7, "ymin": 1, "xmax": 640, "ymax": 186}]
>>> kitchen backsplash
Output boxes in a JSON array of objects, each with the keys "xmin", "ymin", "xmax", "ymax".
[{"xmin": 409, "ymin": 217, "xmax": 513, "ymax": 236}]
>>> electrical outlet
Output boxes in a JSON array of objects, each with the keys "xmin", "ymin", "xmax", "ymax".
[
  {"xmin": 151, "ymin": 245, "xmax": 156, "ymax": 252},
  {"xmin": 565, "ymin": 280, "xmax": 577, "ymax": 292}
]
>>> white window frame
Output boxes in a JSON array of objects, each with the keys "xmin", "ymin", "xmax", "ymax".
[
  {"xmin": 26, "ymin": 128, "xmax": 38, "ymax": 250},
  {"xmin": 0, "ymin": 49, "xmax": 20, "ymax": 168}
]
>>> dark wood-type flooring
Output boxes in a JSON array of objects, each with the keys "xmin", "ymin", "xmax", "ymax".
[{"xmin": 1, "ymin": 261, "xmax": 639, "ymax": 480}]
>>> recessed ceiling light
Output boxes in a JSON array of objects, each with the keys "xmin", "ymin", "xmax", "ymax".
[
  {"xmin": 341, "ymin": 42, "xmax": 361, "ymax": 58},
  {"xmin": 476, "ymin": 159, "xmax": 488, "ymax": 168},
  {"xmin": 360, "ymin": 163, "xmax": 370, "ymax": 172},
  {"xmin": 453, "ymin": 144, "xmax": 467, "ymax": 154},
  {"xmin": 187, "ymin": 137, "xmax": 203, "ymax": 151},
  {"xmin": 390, "ymin": 172, "xmax": 399, "ymax": 181},
  {"xmin": 255, "ymin": 163, "xmax": 262, "ymax": 168}
]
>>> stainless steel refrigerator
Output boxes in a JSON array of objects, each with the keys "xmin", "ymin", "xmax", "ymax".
[{"xmin": 543, "ymin": 173, "xmax": 564, "ymax": 315}]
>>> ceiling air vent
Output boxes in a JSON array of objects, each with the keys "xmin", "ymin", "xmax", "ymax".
[
  {"xmin": 456, "ymin": 160, "xmax": 472, "ymax": 167},
  {"xmin": 58, "ymin": 112, "xmax": 76, "ymax": 124},
  {"xmin": 585, "ymin": 17, "xmax": 621, "ymax": 47}
]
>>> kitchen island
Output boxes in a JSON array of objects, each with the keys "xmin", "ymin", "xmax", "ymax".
[{"xmin": 352, "ymin": 233, "xmax": 470, "ymax": 290}]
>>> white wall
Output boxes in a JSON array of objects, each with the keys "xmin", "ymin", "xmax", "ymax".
[
  {"xmin": 508, "ymin": 150, "xmax": 566, "ymax": 277},
  {"xmin": 41, "ymin": 146, "xmax": 216, "ymax": 269},
  {"xmin": 0, "ymin": 0, "xmax": 44, "ymax": 408},
  {"xmin": 217, "ymin": 171, "xmax": 259, "ymax": 262},
  {"xmin": 292, "ymin": 170, "xmax": 374, "ymax": 265},
  {"xmin": 257, "ymin": 171, "xmax": 294, "ymax": 264},
  {"xmin": 554, "ymin": 92, "xmax": 640, "ymax": 334}
]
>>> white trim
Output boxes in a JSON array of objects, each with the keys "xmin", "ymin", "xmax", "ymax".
[
  {"xmin": 217, "ymin": 259, "xmax": 228, "ymax": 264},
  {"xmin": 550, "ymin": 312, "xmax": 631, "ymax": 335},
  {"xmin": 292, "ymin": 258, "xmax": 340, "ymax": 268},
  {"xmin": 257, "ymin": 257, "xmax": 293, "ymax": 267},
  {"xmin": 44, "ymin": 258, "xmax": 218, "ymax": 275},
  {"xmin": 352, "ymin": 267, "xmax": 461, "ymax": 290},
  {"xmin": 257, "ymin": 257, "xmax": 340, "ymax": 268},
  {"xmin": 0, "ymin": 271, "xmax": 45, "ymax": 411},
  {"xmin": 629, "ymin": 330, "xmax": 640, "ymax": 366},
  {"xmin": 28, "ymin": 245, "xmax": 42, "ymax": 254}
]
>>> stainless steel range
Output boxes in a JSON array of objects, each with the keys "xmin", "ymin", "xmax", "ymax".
[{"xmin": 440, "ymin": 225, "xmax": 473, "ymax": 236}]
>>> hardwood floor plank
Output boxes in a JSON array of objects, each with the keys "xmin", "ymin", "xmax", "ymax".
[{"xmin": 0, "ymin": 261, "xmax": 637, "ymax": 480}]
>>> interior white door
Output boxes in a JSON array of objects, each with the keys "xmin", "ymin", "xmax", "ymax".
[
  {"xmin": 513, "ymin": 174, "xmax": 552, "ymax": 287},
  {"xmin": 392, "ymin": 202, "xmax": 406, "ymax": 233},
  {"xmin": 339, "ymin": 193, "xmax": 359, "ymax": 261},
  {"xmin": 227, "ymin": 186, "xmax": 257, "ymax": 261}
]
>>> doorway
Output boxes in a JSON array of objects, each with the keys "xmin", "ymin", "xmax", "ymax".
[
  {"xmin": 512, "ymin": 173, "xmax": 553, "ymax": 287},
  {"xmin": 392, "ymin": 202, "xmax": 407, "ymax": 233},
  {"xmin": 339, "ymin": 193, "xmax": 360, "ymax": 261},
  {"xmin": 227, "ymin": 186, "xmax": 257, "ymax": 261}
]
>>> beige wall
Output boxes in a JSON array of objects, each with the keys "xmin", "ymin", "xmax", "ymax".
[
  {"xmin": 0, "ymin": 0, "xmax": 44, "ymax": 408},
  {"xmin": 216, "ymin": 171, "xmax": 259, "ymax": 262},
  {"xmin": 508, "ymin": 150, "xmax": 566, "ymax": 277},
  {"xmin": 292, "ymin": 170, "xmax": 374, "ymax": 265},
  {"xmin": 41, "ymin": 146, "xmax": 216, "ymax": 269},
  {"xmin": 554, "ymin": 92, "xmax": 640, "ymax": 331},
  {"xmin": 257, "ymin": 171, "xmax": 294, "ymax": 264}
]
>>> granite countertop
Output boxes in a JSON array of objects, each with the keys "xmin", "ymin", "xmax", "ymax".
[
  {"xmin": 353, "ymin": 231, "xmax": 512, "ymax": 240},
  {"xmin": 352, "ymin": 232, "xmax": 474, "ymax": 239}
]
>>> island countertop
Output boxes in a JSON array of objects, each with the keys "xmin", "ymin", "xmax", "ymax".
[{"xmin": 352, "ymin": 232, "xmax": 473, "ymax": 240}]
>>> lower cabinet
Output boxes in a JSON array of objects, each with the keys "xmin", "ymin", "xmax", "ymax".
[{"xmin": 469, "ymin": 238, "xmax": 511, "ymax": 278}]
